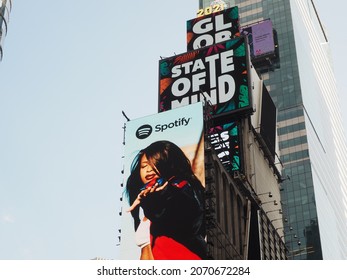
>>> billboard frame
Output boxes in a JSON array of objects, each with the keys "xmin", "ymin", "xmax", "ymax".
[{"xmin": 158, "ymin": 36, "xmax": 253, "ymax": 121}]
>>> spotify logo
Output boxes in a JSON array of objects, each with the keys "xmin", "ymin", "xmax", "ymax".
[
  {"xmin": 135, "ymin": 117, "xmax": 192, "ymax": 140},
  {"xmin": 136, "ymin": 124, "xmax": 153, "ymax": 139}
]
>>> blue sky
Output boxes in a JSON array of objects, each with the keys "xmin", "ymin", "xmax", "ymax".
[{"xmin": 0, "ymin": 0, "xmax": 346, "ymax": 260}]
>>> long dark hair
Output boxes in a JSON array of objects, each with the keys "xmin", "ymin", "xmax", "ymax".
[{"xmin": 125, "ymin": 140, "xmax": 204, "ymax": 230}]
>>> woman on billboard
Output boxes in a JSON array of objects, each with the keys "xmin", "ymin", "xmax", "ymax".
[{"xmin": 126, "ymin": 140, "xmax": 206, "ymax": 260}]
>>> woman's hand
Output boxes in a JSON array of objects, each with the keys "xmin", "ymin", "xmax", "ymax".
[{"xmin": 127, "ymin": 181, "xmax": 168, "ymax": 212}]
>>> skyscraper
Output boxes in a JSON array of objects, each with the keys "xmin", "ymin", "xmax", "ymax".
[
  {"xmin": 0, "ymin": 0, "xmax": 12, "ymax": 61},
  {"xmin": 199, "ymin": 0, "xmax": 347, "ymax": 259}
]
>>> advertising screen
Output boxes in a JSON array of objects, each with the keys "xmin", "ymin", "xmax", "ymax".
[
  {"xmin": 159, "ymin": 37, "xmax": 252, "ymax": 119},
  {"xmin": 242, "ymin": 20, "xmax": 275, "ymax": 58},
  {"xmin": 209, "ymin": 121, "xmax": 242, "ymax": 174},
  {"xmin": 260, "ymin": 84, "xmax": 277, "ymax": 159},
  {"xmin": 187, "ymin": 6, "xmax": 240, "ymax": 51},
  {"xmin": 120, "ymin": 103, "xmax": 206, "ymax": 260}
]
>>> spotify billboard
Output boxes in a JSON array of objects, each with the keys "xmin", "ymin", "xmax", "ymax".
[{"xmin": 120, "ymin": 102, "xmax": 205, "ymax": 260}]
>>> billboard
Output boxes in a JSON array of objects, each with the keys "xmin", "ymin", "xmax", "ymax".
[
  {"xmin": 260, "ymin": 84, "xmax": 277, "ymax": 159},
  {"xmin": 159, "ymin": 37, "xmax": 252, "ymax": 119},
  {"xmin": 209, "ymin": 121, "xmax": 242, "ymax": 174},
  {"xmin": 120, "ymin": 103, "xmax": 206, "ymax": 260},
  {"xmin": 241, "ymin": 19, "xmax": 275, "ymax": 59},
  {"xmin": 187, "ymin": 6, "xmax": 240, "ymax": 51}
]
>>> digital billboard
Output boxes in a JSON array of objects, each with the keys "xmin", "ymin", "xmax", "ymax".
[
  {"xmin": 209, "ymin": 121, "xmax": 242, "ymax": 174},
  {"xmin": 120, "ymin": 102, "xmax": 206, "ymax": 260},
  {"xmin": 187, "ymin": 6, "xmax": 240, "ymax": 51},
  {"xmin": 260, "ymin": 84, "xmax": 277, "ymax": 159},
  {"xmin": 241, "ymin": 19, "xmax": 275, "ymax": 59},
  {"xmin": 159, "ymin": 37, "xmax": 252, "ymax": 119}
]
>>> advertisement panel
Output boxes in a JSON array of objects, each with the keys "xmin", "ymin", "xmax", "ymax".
[
  {"xmin": 260, "ymin": 84, "xmax": 277, "ymax": 159},
  {"xmin": 209, "ymin": 121, "xmax": 242, "ymax": 174},
  {"xmin": 120, "ymin": 103, "xmax": 206, "ymax": 260},
  {"xmin": 187, "ymin": 6, "xmax": 240, "ymax": 51},
  {"xmin": 159, "ymin": 37, "xmax": 252, "ymax": 118},
  {"xmin": 241, "ymin": 19, "xmax": 275, "ymax": 59}
]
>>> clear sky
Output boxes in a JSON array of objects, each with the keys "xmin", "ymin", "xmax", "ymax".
[{"xmin": 0, "ymin": 0, "xmax": 346, "ymax": 260}]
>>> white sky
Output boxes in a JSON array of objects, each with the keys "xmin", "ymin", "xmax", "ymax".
[{"xmin": 0, "ymin": 0, "xmax": 346, "ymax": 260}]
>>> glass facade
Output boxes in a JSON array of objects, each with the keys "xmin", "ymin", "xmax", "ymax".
[
  {"xmin": 200, "ymin": 0, "xmax": 347, "ymax": 259},
  {"xmin": 0, "ymin": 0, "xmax": 12, "ymax": 61}
]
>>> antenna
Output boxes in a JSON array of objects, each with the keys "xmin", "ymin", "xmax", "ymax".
[
  {"xmin": 122, "ymin": 123, "xmax": 126, "ymax": 146},
  {"xmin": 122, "ymin": 111, "xmax": 130, "ymax": 122},
  {"xmin": 121, "ymin": 111, "xmax": 130, "ymax": 145}
]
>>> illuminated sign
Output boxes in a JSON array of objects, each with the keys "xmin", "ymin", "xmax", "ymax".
[
  {"xmin": 120, "ymin": 103, "xmax": 205, "ymax": 260},
  {"xmin": 242, "ymin": 20, "xmax": 275, "ymax": 58},
  {"xmin": 188, "ymin": 6, "xmax": 239, "ymax": 51},
  {"xmin": 209, "ymin": 121, "xmax": 242, "ymax": 173},
  {"xmin": 197, "ymin": 3, "xmax": 226, "ymax": 17},
  {"xmin": 159, "ymin": 37, "xmax": 252, "ymax": 118}
]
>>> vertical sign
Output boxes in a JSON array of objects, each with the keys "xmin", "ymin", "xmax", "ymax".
[
  {"xmin": 209, "ymin": 121, "xmax": 242, "ymax": 174},
  {"xmin": 241, "ymin": 19, "xmax": 275, "ymax": 59},
  {"xmin": 120, "ymin": 103, "xmax": 205, "ymax": 260},
  {"xmin": 188, "ymin": 6, "xmax": 240, "ymax": 51}
]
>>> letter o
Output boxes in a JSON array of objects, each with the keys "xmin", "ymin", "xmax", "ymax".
[
  {"xmin": 193, "ymin": 34, "xmax": 214, "ymax": 50},
  {"xmin": 171, "ymin": 78, "xmax": 191, "ymax": 97}
]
